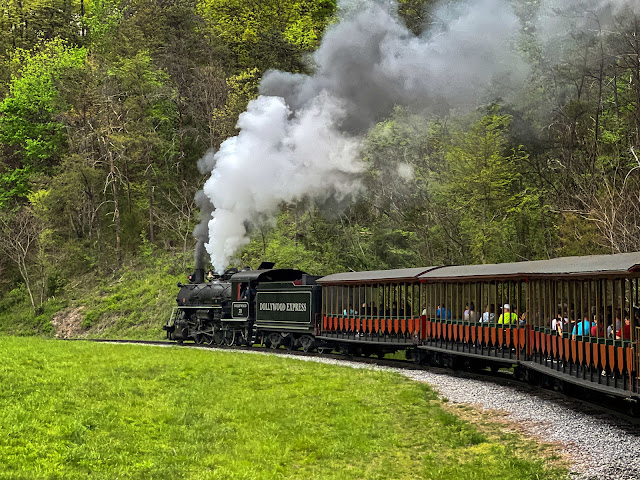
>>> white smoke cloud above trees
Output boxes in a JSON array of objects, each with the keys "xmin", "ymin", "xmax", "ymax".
[{"xmin": 199, "ymin": 0, "xmax": 636, "ymax": 273}]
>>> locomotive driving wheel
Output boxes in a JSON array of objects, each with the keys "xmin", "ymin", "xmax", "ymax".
[
  {"xmin": 224, "ymin": 329, "xmax": 236, "ymax": 346},
  {"xmin": 213, "ymin": 326, "xmax": 224, "ymax": 345},
  {"xmin": 299, "ymin": 335, "xmax": 315, "ymax": 353},
  {"xmin": 201, "ymin": 329, "xmax": 215, "ymax": 346},
  {"xmin": 268, "ymin": 332, "xmax": 281, "ymax": 349}
]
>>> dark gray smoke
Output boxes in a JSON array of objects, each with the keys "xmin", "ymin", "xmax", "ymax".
[
  {"xmin": 201, "ymin": 0, "xmax": 529, "ymax": 272},
  {"xmin": 193, "ymin": 150, "xmax": 216, "ymax": 269},
  {"xmin": 261, "ymin": 0, "xmax": 527, "ymax": 133}
]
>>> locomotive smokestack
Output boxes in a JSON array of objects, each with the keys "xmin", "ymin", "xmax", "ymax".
[
  {"xmin": 194, "ymin": 268, "xmax": 205, "ymax": 284},
  {"xmin": 194, "ymin": 240, "xmax": 206, "ymax": 270}
]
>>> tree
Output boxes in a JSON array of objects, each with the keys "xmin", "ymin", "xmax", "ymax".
[
  {"xmin": 439, "ymin": 110, "xmax": 550, "ymax": 263},
  {"xmin": 0, "ymin": 207, "xmax": 42, "ymax": 309},
  {"xmin": 197, "ymin": 0, "xmax": 336, "ymax": 72}
]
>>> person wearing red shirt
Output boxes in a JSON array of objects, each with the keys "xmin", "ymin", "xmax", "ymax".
[{"xmin": 616, "ymin": 315, "xmax": 631, "ymax": 340}]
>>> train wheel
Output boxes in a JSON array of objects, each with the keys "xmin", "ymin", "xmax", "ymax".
[
  {"xmin": 193, "ymin": 333, "xmax": 204, "ymax": 345},
  {"xmin": 202, "ymin": 331, "xmax": 215, "ymax": 346},
  {"xmin": 268, "ymin": 333, "xmax": 281, "ymax": 349},
  {"xmin": 300, "ymin": 335, "xmax": 315, "ymax": 353},
  {"xmin": 285, "ymin": 334, "xmax": 297, "ymax": 351},
  {"xmin": 317, "ymin": 346, "xmax": 330, "ymax": 355},
  {"xmin": 224, "ymin": 329, "xmax": 236, "ymax": 346},
  {"xmin": 213, "ymin": 326, "xmax": 224, "ymax": 346}
]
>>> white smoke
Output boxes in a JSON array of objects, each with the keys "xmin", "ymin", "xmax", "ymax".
[
  {"xmin": 201, "ymin": 0, "xmax": 636, "ymax": 273},
  {"xmin": 204, "ymin": 94, "xmax": 361, "ymax": 272}
]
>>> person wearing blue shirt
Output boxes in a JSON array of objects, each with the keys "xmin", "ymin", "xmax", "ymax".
[
  {"xmin": 343, "ymin": 305, "xmax": 357, "ymax": 315},
  {"xmin": 571, "ymin": 316, "xmax": 591, "ymax": 339},
  {"xmin": 436, "ymin": 304, "xmax": 452, "ymax": 320}
]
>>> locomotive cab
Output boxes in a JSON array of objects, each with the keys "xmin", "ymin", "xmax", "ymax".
[{"xmin": 229, "ymin": 264, "xmax": 305, "ymax": 324}]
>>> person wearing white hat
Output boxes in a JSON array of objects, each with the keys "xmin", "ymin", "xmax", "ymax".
[{"xmin": 498, "ymin": 304, "xmax": 518, "ymax": 324}]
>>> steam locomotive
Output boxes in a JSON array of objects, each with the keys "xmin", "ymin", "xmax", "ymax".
[
  {"xmin": 165, "ymin": 253, "xmax": 640, "ymax": 413},
  {"xmin": 165, "ymin": 263, "xmax": 324, "ymax": 352}
]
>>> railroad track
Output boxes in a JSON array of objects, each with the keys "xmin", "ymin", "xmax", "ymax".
[{"xmin": 79, "ymin": 337, "xmax": 519, "ymax": 378}]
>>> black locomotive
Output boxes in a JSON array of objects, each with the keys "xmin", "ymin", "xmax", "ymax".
[{"xmin": 164, "ymin": 262, "xmax": 322, "ymax": 350}]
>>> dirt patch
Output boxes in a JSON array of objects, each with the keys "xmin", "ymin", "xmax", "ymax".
[
  {"xmin": 442, "ymin": 402, "xmax": 573, "ymax": 472},
  {"xmin": 51, "ymin": 307, "xmax": 86, "ymax": 338}
]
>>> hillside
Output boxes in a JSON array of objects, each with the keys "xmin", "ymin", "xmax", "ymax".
[
  {"xmin": 0, "ymin": 254, "xmax": 182, "ymax": 340},
  {"xmin": 2, "ymin": 0, "xmax": 640, "ymax": 329}
]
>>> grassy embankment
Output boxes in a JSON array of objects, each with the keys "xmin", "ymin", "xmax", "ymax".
[
  {"xmin": 1, "ymin": 337, "xmax": 568, "ymax": 480},
  {"xmin": 0, "ymin": 254, "xmax": 184, "ymax": 340}
]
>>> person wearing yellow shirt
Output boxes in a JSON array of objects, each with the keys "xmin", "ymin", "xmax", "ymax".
[{"xmin": 498, "ymin": 304, "xmax": 518, "ymax": 324}]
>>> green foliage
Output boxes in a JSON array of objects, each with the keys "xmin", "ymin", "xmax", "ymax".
[
  {"xmin": 439, "ymin": 109, "xmax": 549, "ymax": 263},
  {"xmin": 0, "ymin": 39, "xmax": 86, "ymax": 168},
  {"xmin": 0, "ymin": 288, "xmax": 66, "ymax": 336},
  {"xmin": 85, "ymin": 0, "xmax": 128, "ymax": 44},
  {"xmin": 0, "ymin": 338, "xmax": 568, "ymax": 479},
  {"xmin": 197, "ymin": 0, "xmax": 336, "ymax": 71},
  {"xmin": 0, "ymin": 166, "xmax": 32, "ymax": 210},
  {"xmin": 238, "ymin": 208, "xmax": 346, "ymax": 275},
  {"xmin": 76, "ymin": 258, "xmax": 184, "ymax": 336},
  {"xmin": 1, "ymin": 0, "xmax": 640, "ymax": 323},
  {"xmin": 211, "ymin": 67, "xmax": 261, "ymax": 140}
]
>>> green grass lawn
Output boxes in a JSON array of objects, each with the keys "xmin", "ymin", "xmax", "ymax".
[{"xmin": 0, "ymin": 337, "xmax": 568, "ymax": 480}]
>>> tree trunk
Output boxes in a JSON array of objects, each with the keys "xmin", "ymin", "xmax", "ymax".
[
  {"xmin": 109, "ymin": 149, "xmax": 122, "ymax": 269},
  {"xmin": 18, "ymin": 259, "xmax": 36, "ymax": 310},
  {"xmin": 147, "ymin": 165, "xmax": 155, "ymax": 243}
]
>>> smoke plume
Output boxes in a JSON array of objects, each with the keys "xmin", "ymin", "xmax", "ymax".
[
  {"xmin": 193, "ymin": 150, "xmax": 216, "ymax": 269},
  {"xmin": 200, "ymin": 0, "xmax": 637, "ymax": 273}
]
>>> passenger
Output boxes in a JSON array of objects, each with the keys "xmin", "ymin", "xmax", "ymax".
[
  {"xmin": 562, "ymin": 318, "xmax": 574, "ymax": 337},
  {"xmin": 463, "ymin": 303, "xmax": 470, "ymax": 321},
  {"xmin": 616, "ymin": 314, "xmax": 631, "ymax": 340},
  {"xmin": 343, "ymin": 304, "xmax": 356, "ymax": 316},
  {"xmin": 551, "ymin": 311, "xmax": 563, "ymax": 335},
  {"xmin": 571, "ymin": 315, "xmax": 591, "ymax": 339},
  {"xmin": 498, "ymin": 304, "xmax": 518, "ymax": 324},
  {"xmin": 481, "ymin": 304, "xmax": 494, "ymax": 323},
  {"xmin": 467, "ymin": 302, "xmax": 477, "ymax": 322},
  {"xmin": 518, "ymin": 311, "xmax": 527, "ymax": 326},
  {"xmin": 607, "ymin": 315, "xmax": 620, "ymax": 338},
  {"xmin": 590, "ymin": 318, "xmax": 604, "ymax": 338},
  {"xmin": 436, "ymin": 304, "xmax": 452, "ymax": 320}
]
